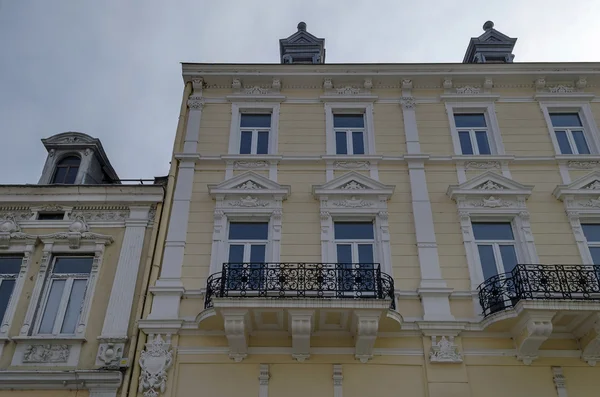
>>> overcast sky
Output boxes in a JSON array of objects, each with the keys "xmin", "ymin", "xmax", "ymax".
[{"xmin": 1, "ymin": 0, "xmax": 599, "ymax": 184}]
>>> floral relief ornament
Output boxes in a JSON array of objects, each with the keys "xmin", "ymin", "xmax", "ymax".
[
  {"xmin": 340, "ymin": 180, "xmax": 367, "ymax": 190},
  {"xmin": 139, "ymin": 334, "xmax": 173, "ymax": 397},
  {"xmin": 477, "ymin": 180, "xmax": 504, "ymax": 190},
  {"xmin": 585, "ymin": 181, "xmax": 600, "ymax": 190},
  {"xmin": 429, "ymin": 336, "xmax": 462, "ymax": 363}
]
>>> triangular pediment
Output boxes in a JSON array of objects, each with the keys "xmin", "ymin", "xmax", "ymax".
[
  {"xmin": 208, "ymin": 172, "xmax": 290, "ymax": 199},
  {"xmin": 553, "ymin": 171, "xmax": 600, "ymax": 200},
  {"xmin": 281, "ymin": 30, "xmax": 323, "ymax": 46},
  {"xmin": 313, "ymin": 172, "xmax": 394, "ymax": 198},
  {"xmin": 477, "ymin": 29, "xmax": 516, "ymax": 44},
  {"xmin": 447, "ymin": 171, "xmax": 533, "ymax": 200}
]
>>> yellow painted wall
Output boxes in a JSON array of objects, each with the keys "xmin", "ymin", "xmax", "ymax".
[
  {"xmin": 416, "ymin": 103, "xmax": 453, "ymax": 155},
  {"xmin": 269, "ymin": 364, "xmax": 333, "ymax": 397},
  {"xmin": 497, "ymin": 102, "xmax": 556, "ymax": 156},
  {"xmin": 467, "ymin": 365, "xmax": 556, "ymax": 397},
  {"xmin": 344, "ymin": 364, "xmax": 425, "ymax": 397},
  {"xmin": 279, "ymin": 103, "xmax": 325, "ymax": 155},
  {"xmin": 175, "ymin": 363, "xmax": 259, "ymax": 397}
]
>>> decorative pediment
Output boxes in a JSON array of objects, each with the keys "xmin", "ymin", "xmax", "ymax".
[
  {"xmin": 40, "ymin": 216, "xmax": 113, "ymax": 249},
  {"xmin": 226, "ymin": 78, "xmax": 285, "ymax": 102},
  {"xmin": 313, "ymin": 172, "xmax": 394, "ymax": 198},
  {"xmin": 0, "ymin": 216, "xmax": 37, "ymax": 249},
  {"xmin": 208, "ymin": 172, "xmax": 290, "ymax": 200},
  {"xmin": 553, "ymin": 172, "xmax": 600, "ymax": 211},
  {"xmin": 447, "ymin": 171, "xmax": 533, "ymax": 200}
]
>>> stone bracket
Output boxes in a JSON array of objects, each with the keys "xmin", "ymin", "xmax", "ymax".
[
  {"xmin": 222, "ymin": 309, "xmax": 250, "ymax": 362},
  {"xmin": 96, "ymin": 337, "xmax": 127, "ymax": 367},
  {"xmin": 580, "ymin": 314, "xmax": 600, "ymax": 366},
  {"xmin": 352, "ymin": 311, "xmax": 380, "ymax": 363},
  {"xmin": 288, "ymin": 310, "xmax": 314, "ymax": 362},
  {"xmin": 512, "ymin": 312, "xmax": 555, "ymax": 365}
]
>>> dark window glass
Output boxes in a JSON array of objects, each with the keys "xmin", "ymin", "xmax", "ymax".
[
  {"xmin": 60, "ymin": 279, "xmax": 86, "ymax": 334},
  {"xmin": 0, "ymin": 257, "xmax": 22, "ymax": 274},
  {"xmin": 240, "ymin": 114, "xmax": 271, "ymax": 128},
  {"xmin": 475, "ymin": 131, "xmax": 491, "ymax": 154},
  {"xmin": 228, "ymin": 245, "xmax": 244, "ymax": 263},
  {"xmin": 37, "ymin": 213, "xmax": 65, "ymax": 220},
  {"xmin": 51, "ymin": 156, "xmax": 80, "ymax": 184},
  {"xmin": 550, "ymin": 113, "xmax": 583, "ymax": 127},
  {"xmin": 0, "ymin": 279, "xmax": 15, "ymax": 323},
  {"xmin": 229, "ymin": 223, "xmax": 269, "ymax": 240},
  {"xmin": 333, "ymin": 114, "xmax": 364, "ymax": 128},
  {"xmin": 358, "ymin": 244, "xmax": 374, "ymax": 263},
  {"xmin": 458, "ymin": 131, "xmax": 473, "ymax": 154},
  {"xmin": 38, "ymin": 280, "xmax": 65, "ymax": 333},
  {"xmin": 352, "ymin": 132, "xmax": 365, "ymax": 154},
  {"xmin": 336, "ymin": 244, "xmax": 352, "ymax": 264},
  {"xmin": 454, "ymin": 114, "xmax": 487, "ymax": 128},
  {"xmin": 250, "ymin": 245, "xmax": 266, "ymax": 263},
  {"xmin": 582, "ymin": 224, "xmax": 600, "ymax": 242},
  {"xmin": 472, "ymin": 223, "xmax": 514, "ymax": 240},
  {"xmin": 53, "ymin": 257, "xmax": 93, "ymax": 274},
  {"xmin": 334, "ymin": 222, "xmax": 374, "ymax": 240},
  {"xmin": 500, "ymin": 245, "xmax": 518, "ymax": 273},
  {"xmin": 257, "ymin": 131, "xmax": 269, "ymax": 154},
  {"xmin": 336, "ymin": 132, "xmax": 347, "ymax": 154},
  {"xmin": 477, "ymin": 245, "xmax": 498, "ymax": 279},
  {"xmin": 555, "ymin": 131, "xmax": 573, "ymax": 154},
  {"xmin": 239, "ymin": 131, "xmax": 252, "ymax": 154},
  {"xmin": 589, "ymin": 247, "xmax": 600, "ymax": 264},
  {"xmin": 572, "ymin": 131, "xmax": 590, "ymax": 154}
]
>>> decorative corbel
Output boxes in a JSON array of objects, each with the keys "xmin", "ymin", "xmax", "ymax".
[
  {"xmin": 323, "ymin": 78, "xmax": 333, "ymax": 90},
  {"xmin": 222, "ymin": 309, "xmax": 249, "ymax": 362},
  {"xmin": 443, "ymin": 77, "xmax": 453, "ymax": 93},
  {"xmin": 483, "ymin": 77, "xmax": 493, "ymax": 93},
  {"xmin": 535, "ymin": 77, "xmax": 546, "ymax": 91},
  {"xmin": 232, "ymin": 78, "xmax": 242, "ymax": 92},
  {"xmin": 580, "ymin": 314, "xmax": 600, "ymax": 366},
  {"xmin": 552, "ymin": 367, "xmax": 568, "ymax": 397},
  {"xmin": 353, "ymin": 311, "xmax": 380, "ymax": 363},
  {"xmin": 576, "ymin": 76, "xmax": 587, "ymax": 90},
  {"xmin": 363, "ymin": 78, "xmax": 373, "ymax": 90},
  {"xmin": 289, "ymin": 310, "xmax": 313, "ymax": 362},
  {"xmin": 401, "ymin": 78, "xmax": 413, "ymax": 96},
  {"xmin": 0, "ymin": 216, "xmax": 36, "ymax": 249},
  {"xmin": 271, "ymin": 78, "xmax": 281, "ymax": 92},
  {"xmin": 512, "ymin": 312, "xmax": 554, "ymax": 365}
]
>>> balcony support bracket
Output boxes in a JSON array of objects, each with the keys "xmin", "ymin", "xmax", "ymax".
[
  {"xmin": 512, "ymin": 311, "xmax": 555, "ymax": 365},
  {"xmin": 353, "ymin": 310, "xmax": 381, "ymax": 363},
  {"xmin": 223, "ymin": 309, "xmax": 250, "ymax": 362},
  {"xmin": 289, "ymin": 310, "xmax": 314, "ymax": 362},
  {"xmin": 581, "ymin": 314, "xmax": 600, "ymax": 366}
]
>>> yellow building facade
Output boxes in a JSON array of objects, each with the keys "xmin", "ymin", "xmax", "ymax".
[
  {"xmin": 0, "ymin": 132, "xmax": 164, "ymax": 397},
  {"xmin": 138, "ymin": 22, "xmax": 600, "ymax": 397}
]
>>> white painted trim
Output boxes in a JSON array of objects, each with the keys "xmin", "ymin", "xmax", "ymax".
[
  {"xmin": 324, "ymin": 102, "xmax": 376, "ymax": 157},
  {"xmin": 333, "ymin": 364, "xmax": 343, "ymax": 397},
  {"xmin": 228, "ymin": 102, "xmax": 280, "ymax": 155},
  {"xmin": 177, "ymin": 346, "xmax": 425, "ymax": 356},
  {"xmin": 11, "ymin": 341, "xmax": 82, "ymax": 367},
  {"xmin": 539, "ymin": 102, "xmax": 600, "ymax": 155},
  {"xmin": 0, "ymin": 370, "xmax": 121, "ymax": 390},
  {"xmin": 445, "ymin": 101, "xmax": 505, "ymax": 155}
]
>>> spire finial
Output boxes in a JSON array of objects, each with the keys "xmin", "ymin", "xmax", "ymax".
[
  {"xmin": 483, "ymin": 20, "xmax": 494, "ymax": 31},
  {"xmin": 297, "ymin": 22, "xmax": 307, "ymax": 31}
]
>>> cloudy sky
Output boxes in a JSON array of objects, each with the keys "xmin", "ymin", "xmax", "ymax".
[{"xmin": 1, "ymin": 0, "xmax": 599, "ymax": 184}]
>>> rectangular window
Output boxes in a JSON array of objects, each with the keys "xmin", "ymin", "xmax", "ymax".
[
  {"xmin": 36, "ymin": 256, "xmax": 93, "ymax": 335},
  {"xmin": 227, "ymin": 222, "xmax": 269, "ymax": 290},
  {"xmin": 239, "ymin": 114, "xmax": 271, "ymax": 154},
  {"xmin": 454, "ymin": 113, "xmax": 491, "ymax": 155},
  {"xmin": 0, "ymin": 257, "xmax": 20, "ymax": 325},
  {"xmin": 334, "ymin": 222, "xmax": 375, "ymax": 292},
  {"xmin": 550, "ymin": 113, "xmax": 590, "ymax": 154},
  {"xmin": 334, "ymin": 114, "xmax": 366, "ymax": 155},
  {"xmin": 37, "ymin": 212, "xmax": 65, "ymax": 221},
  {"xmin": 472, "ymin": 222, "xmax": 518, "ymax": 280},
  {"xmin": 582, "ymin": 224, "xmax": 600, "ymax": 264}
]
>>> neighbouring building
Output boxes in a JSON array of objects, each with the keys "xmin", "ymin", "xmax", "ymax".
[
  {"xmin": 138, "ymin": 21, "xmax": 600, "ymax": 397},
  {"xmin": 0, "ymin": 132, "xmax": 164, "ymax": 397}
]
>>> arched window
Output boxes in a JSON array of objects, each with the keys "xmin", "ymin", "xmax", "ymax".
[{"xmin": 51, "ymin": 156, "xmax": 80, "ymax": 184}]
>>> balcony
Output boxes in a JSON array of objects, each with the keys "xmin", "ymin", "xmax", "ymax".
[
  {"xmin": 200, "ymin": 263, "xmax": 400, "ymax": 363},
  {"xmin": 477, "ymin": 264, "xmax": 600, "ymax": 365}
]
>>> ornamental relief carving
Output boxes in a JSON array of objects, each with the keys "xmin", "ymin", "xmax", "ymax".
[
  {"xmin": 340, "ymin": 180, "xmax": 368, "ymax": 190},
  {"xmin": 429, "ymin": 336, "xmax": 462, "ymax": 363},
  {"xmin": 23, "ymin": 344, "xmax": 70, "ymax": 363},
  {"xmin": 455, "ymin": 85, "xmax": 481, "ymax": 95},
  {"xmin": 568, "ymin": 161, "xmax": 600, "ymax": 170},
  {"xmin": 468, "ymin": 196, "xmax": 515, "ymax": 208},
  {"xmin": 333, "ymin": 161, "xmax": 370, "ymax": 170},
  {"xmin": 331, "ymin": 196, "xmax": 373, "ymax": 208},
  {"xmin": 228, "ymin": 196, "xmax": 271, "ymax": 207},
  {"xmin": 476, "ymin": 180, "xmax": 505, "ymax": 190},
  {"xmin": 233, "ymin": 160, "xmax": 270, "ymax": 169},
  {"xmin": 0, "ymin": 210, "xmax": 34, "ymax": 221},
  {"xmin": 235, "ymin": 181, "xmax": 264, "ymax": 190},
  {"xmin": 139, "ymin": 334, "xmax": 173, "ymax": 397},
  {"xmin": 465, "ymin": 161, "xmax": 501, "ymax": 170},
  {"xmin": 69, "ymin": 210, "xmax": 129, "ymax": 222}
]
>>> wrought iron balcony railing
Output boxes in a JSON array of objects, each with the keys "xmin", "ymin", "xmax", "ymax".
[
  {"xmin": 204, "ymin": 262, "xmax": 395, "ymax": 310},
  {"xmin": 478, "ymin": 264, "xmax": 600, "ymax": 317}
]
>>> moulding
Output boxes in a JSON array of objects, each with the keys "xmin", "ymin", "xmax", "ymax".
[{"xmin": 0, "ymin": 370, "xmax": 122, "ymax": 390}]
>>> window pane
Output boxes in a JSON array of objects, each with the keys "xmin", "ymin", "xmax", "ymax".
[
  {"xmin": 472, "ymin": 223, "xmax": 514, "ymax": 240},
  {"xmin": 454, "ymin": 114, "xmax": 487, "ymax": 128},
  {"xmin": 239, "ymin": 131, "xmax": 252, "ymax": 154},
  {"xmin": 0, "ymin": 257, "xmax": 22, "ymax": 274},
  {"xmin": 60, "ymin": 279, "xmax": 87, "ymax": 334},
  {"xmin": 0, "ymin": 279, "xmax": 15, "ymax": 323},
  {"xmin": 458, "ymin": 131, "xmax": 473, "ymax": 154},
  {"xmin": 59, "ymin": 156, "xmax": 81, "ymax": 165},
  {"xmin": 589, "ymin": 247, "xmax": 600, "ymax": 264},
  {"xmin": 38, "ymin": 280, "xmax": 66, "ymax": 334},
  {"xmin": 334, "ymin": 222, "xmax": 374, "ymax": 240},
  {"xmin": 240, "ymin": 114, "xmax": 271, "ymax": 128},
  {"xmin": 37, "ymin": 212, "xmax": 66, "ymax": 220},
  {"xmin": 52, "ymin": 167, "xmax": 67, "ymax": 184},
  {"xmin": 572, "ymin": 131, "xmax": 590, "ymax": 154},
  {"xmin": 582, "ymin": 224, "xmax": 600, "ymax": 242},
  {"xmin": 352, "ymin": 131, "xmax": 365, "ymax": 155},
  {"xmin": 335, "ymin": 131, "xmax": 347, "ymax": 154},
  {"xmin": 65, "ymin": 166, "xmax": 78, "ymax": 184},
  {"xmin": 477, "ymin": 245, "xmax": 499, "ymax": 280},
  {"xmin": 228, "ymin": 245, "xmax": 244, "ymax": 263},
  {"xmin": 499, "ymin": 245, "xmax": 518, "ymax": 273},
  {"xmin": 555, "ymin": 131, "xmax": 573, "ymax": 154},
  {"xmin": 475, "ymin": 131, "xmax": 491, "ymax": 154},
  {"xmin": 250, "ymin": 245, "xmax": 266, "ymax": 263},
  {"xmin": 550, "ymin": 113, "xmax": 582, "ymax": 127},
  {"xmin": 229, "ymin": 223, "xmax": 269, "ymax": 240},
  {"xmin": 336, "ymin": 244, "xmax": 352, "ymax": 263},
  {"xmin": 334, "ymin": 114, "xmax": 364, "ymax": 128},
  {"xmin": 358, "ymin": 244, "xmax": 374, "ymax": 263},
  {"xmin": 256, "ymin": 131, "xmax": 269, "ymax": 154},
  {"xmin": 53, "ymin": 257, "xmax": 93, "ymax": 274}
]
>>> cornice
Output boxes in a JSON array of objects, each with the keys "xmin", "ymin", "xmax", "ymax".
[
  {"xmin": 0, "ymin": 370, "xmax": 122, "ymax": 390},
  {"xmin": 0, "ymin": 185, "xmax": 164, "ymax": 204}
]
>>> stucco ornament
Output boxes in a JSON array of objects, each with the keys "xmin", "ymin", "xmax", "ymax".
[
  {"xmin": 429, "ymin": 336, "xmax": 462, "ymax": 363},
  {"xmin": 0, "ymin": 215, "xmax": 34, "ymax": 249},
  {"xmin": 139, "ymin": 334, "xmax": 173, "ymax": 397}
]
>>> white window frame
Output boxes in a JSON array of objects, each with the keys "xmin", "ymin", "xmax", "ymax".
[
  {"xmin": 33, "ymin": 255, "xmax": 94, "ymax": 336},
  {"xmin": 226, "ymin": 221, "xmax": 270, "ymax": 263},
  {"xmin": 325, "ymin": 103, "xmax": 376, "ymax": 156},
  {"xmin": 445, "ymin": 102, "xmax": 504, "ymax": 155},
  {"xmin": 540, "ymin": 102, "xmax": 600, "ymax": 155},
  {"xmin": 333, "ymin": 220, "xmax": 376, "ymax": 263},
  {"xmin": 333, "ymin": 114, "xmax": 367, "ymax": 155},
  {"xmin": 228, "ymin": 103, "xmax": 280, "ymax": 155},
  {"xmin": 579, "ymin": 220, "xmax": 600, "ymax": 264},
  {"xmin": 471, "ymin": 220, "xmax": 522, "ymax": 277}
]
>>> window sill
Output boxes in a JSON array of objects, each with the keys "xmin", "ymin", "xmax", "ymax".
[
  {"xmin": 11, "ymin": 335, "xmax": 87, "ymax": 343},
  {"xmin": 440, "ymin": 94, "xmax": 500, "ymax": 102},
  {"xmin": 535, "ymin": 93, "xmax": 595, "ymax": 102},
  {"xmin": 451, "ymin": 155, "xmax": 514, "ymax": 161},
  {"xmin": 555, "ymin": 154, "xmax": 600, "ymax": 161}
]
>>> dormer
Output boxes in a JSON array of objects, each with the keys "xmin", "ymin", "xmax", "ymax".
[
  {"xmin": 38, "ymin": 132, "xmax": 120, "ymax": 185},
  {"xmin": 463, "ymin": 21, "xmax": 517, "ymax": 64},
  {"xmin": 279, "ymin": 22, "xmax": 325, "ymax": 64}
]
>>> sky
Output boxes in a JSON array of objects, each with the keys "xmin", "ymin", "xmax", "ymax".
[{"xmin": 1, "ymin": 0, "xmax": 600, "ymax": 184}]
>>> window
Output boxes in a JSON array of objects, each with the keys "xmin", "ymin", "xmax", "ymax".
[
  {"xmin": 51, "ymin": 156, "xmax": 80, "ymax": 184},
  {"xmin": 454, "ymin": 114, "xmax": 491, "ymax": 155},
  {"xmin": 550, "ymin": 113, "xmax": 590, "ymax": 155},
  {"xmin": 37, "ymin": 212, "xmax": 66, "ymax": 221},
  {"xmin": 227, "ymin": 222, "xmax": 268, "ymax": 290},
  {"xmin": 334, "ymin": 222, "xmax": 375, "ymax": 291},
  {"xmin": 0, "ymin": 257, "xmax": 20, "ymax": 325},
  {"xmin": 36, "ymin": 256, "xmax": 93, "ymax": 335},
  {"xmin": 334, "ymin": 114, "xmax": 365, "ymax": 155},
  {"xmin": 473, "ymin": 222, "xmax": 518, "ymax": 280},
  {"xmin": 582, "ymin": 224, "xmax": 600, "ymax": 264},
  {"xmin": 239, "ymin": 114, "xmax": 271, "ymax": 155}
]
